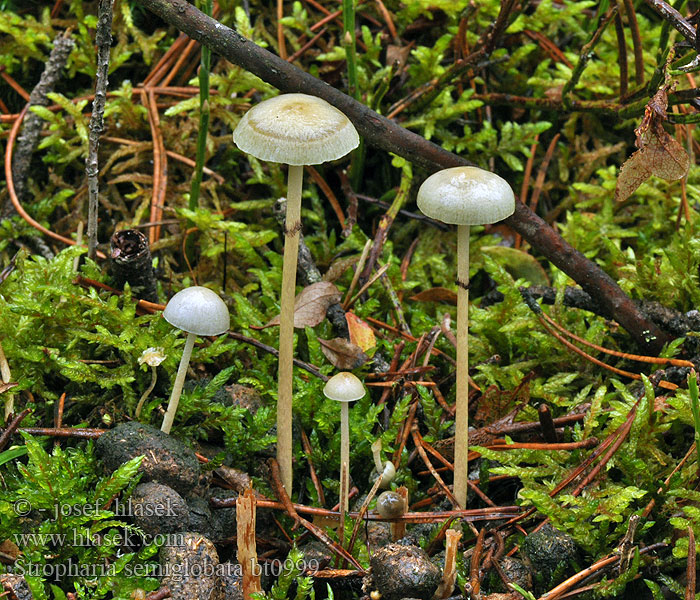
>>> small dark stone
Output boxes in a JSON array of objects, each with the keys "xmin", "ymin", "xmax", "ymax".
[
  {"xmin": 300, "ymin": 540, "xmax": 333, "ymax": 569},
  {"xmin": 369, "ymin": 543, "xmax": 441, "ymax": 600},
  {"xmin": 520, "ymin": 523, "xmax": 579, "ymax": 587},
  {"xmin": 159, "ymin": 532, "xmax": 226, "ymax": 600},
  {"xmin": 130, "ymin": 481, "xmax": 189, "ymax": 536},
  {"xmin": 487, "ymin": 557, "xmax": 533, "ymax": 593},
  {"xmin": 210, "ymin": 488, "xmax": 238, "ymax": 539},
  {"xmin": 218, "ymin": 566, "xmax": 244, "ymax": 600},
  {"xmin": 363, "ymin": 522, "xmax": 392, "ymax": 550},
  {"xmin": 187, "ymin": 496, "xmax": 219, "ymax": 540},
  {"xmin": 95, "ymin": 422, "xmax": 200, "ymax": 495}
]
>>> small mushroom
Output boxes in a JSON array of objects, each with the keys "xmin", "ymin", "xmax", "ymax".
[
  {"xmin": 376, "ymin": 490, "xmax": 404, "ymax": 519},
  {"xmin": 233, "ymin": 93, "xmax": 359, "ymax": 494},
  {"xmin": 135, "ymin": 347, "xmax": 167, "ymax": 418},
  {"xmin": 417, "ymin": 166, "xmax": 515, "ymax": 508},
  {"xmin": 323, "ymin": 371, "xmax": 365, "ymax": 514},
  {"xmin": 371, "ymin": 438, "xmax": 396, "ymax": 488},
  {"xmin": 160, "ymin": 286, "xmax": 230, "ymax": 434}
]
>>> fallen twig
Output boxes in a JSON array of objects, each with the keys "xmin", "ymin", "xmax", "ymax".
[{"xmin": 130, "ymin": 0, "xmax": 672, "ymax": 352}]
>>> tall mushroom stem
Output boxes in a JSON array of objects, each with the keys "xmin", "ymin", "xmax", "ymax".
[
  {"xmin": 453, "ymin": 224, "xmax": 470, "ymax": 509},
  {"xmin": 161, "ymin": 332, "xmax": 196, "ymax": 434},
  {"xmin": 340, "ymin": 401, "xmax": 350, "ymax": 513},
  {"xmin": 278, "ymin": 164, "xmax": 304, "ymax": 493}
]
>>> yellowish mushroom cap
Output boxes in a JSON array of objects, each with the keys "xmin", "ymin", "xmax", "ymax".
[
  {"xmin": 323, "ymin": 372, "xmax": 365, "ymax": 403},
  {"xmin": 233, "ymin": 93, "xmax": 359, "ymax": 166},
  {"xmin": 417, "ymin": 166, "xmax": 515, "ymax": 226}
]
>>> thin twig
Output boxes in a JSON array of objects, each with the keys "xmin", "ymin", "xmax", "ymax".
[
  {"xmin": 0, "ymin": 408, "xmax": 32, "ymax": 452},
  {"xmin": 86, "ymin": 0, "xmax": 113, "ymax": 259},
  {"xmin": 130, "ymin": 0, "xmax": 673, "ymax": 352}
]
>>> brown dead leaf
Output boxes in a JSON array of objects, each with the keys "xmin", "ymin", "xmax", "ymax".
[
  {"xmin": 319, "ymin": 337, "xmax": 368, "ymax": 370},
  {"xmin": 410, "ymin": 287, "xmax": 457, "ymax": 305},
  {"xmin": 386, "ymin": 44, "xmax": 412, "ymax": 69},
  {"xmin": 345, "ymin": 312, "xmax": 376, "ymax": 352},
  {"xmin": 646, "ymin": 130, "xmax": 690, "ymax": 180},
  {"xmin": 256, "ymin": 282, "xmax": 341, "ymax": 329},
  {"xmin": 615, "ymin": 132, "xmax": 688, "ymax": 201},
  {"xmin": 0, "ymin": 382, "xmax": 17, "ymax": 394},
  {"xmin": 323, "ymin": 255, "xmax": 360, "ymax": 283},
  {"xmin": 615, "ymin": 150, "xmax": 652, "ymax": 202},
  {"xmin": 0, "ymin": 539, "xmax": 20, "ymax": 560},
  {"xmin": 616, "ymin": 78, "xmax": 690, "ymax": 202}
]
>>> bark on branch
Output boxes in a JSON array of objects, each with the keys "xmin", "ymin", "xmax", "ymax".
[{"xmin": 132, "ymin": 0, "xmax": 670, "ymax": 353}]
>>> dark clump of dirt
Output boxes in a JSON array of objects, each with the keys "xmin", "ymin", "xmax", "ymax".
[
  {"xmin": 130, "ymin": 481, "xmax": 189, "ymax": 536},
  {"xmin": 520, "ymin": 523, "xmax": 579, "ymax": 590},
  {"xmin": 95, "ymin": 421, "xmax": 200, "ymax": 496},
  {"xmin": 369, "ymin": 543, "xmax": 441, "ymax": 600},
  {"xmin": 159, "ymin": 532, "xmax": 226, "ymax": 600},
  {"xmin": 486, "ymin": 556, "xmax": 533, "ymax": 594}
]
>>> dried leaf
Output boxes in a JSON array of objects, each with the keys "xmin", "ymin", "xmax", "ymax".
[
  {"xmin": 615, "ymin": 150, "xmax": 652, "ymax": 202},
  {"xmin": 0, "ymin": 382, "xmax": 17, "ymax": 394},
  {"xmin": 410, "ymin": 287, "xmax": 457, "ymax": 305},
  {"xmin": 481, "ymin": 246, "xmax": 550, "ymax": 286},
  {"xmin": 615, "ymin": 132, "xmax": 688, "ymax": 201},
  {"xmin": 214, "ymin": 465, "xmax": 253, "ymax": 493},
  {"xmin": 345, "ymin": 312, "xmax": 376, "ymax": 352},
  {"xmin": 0, "ymin": 539, "xmax": 20, "ymax": 560},
  {"xmin": 616, "ymin": 80, "xmax": 690, "ymax": 202},
  {"xmin": 256, "ymin": 282, "xmax": 341, "ymax": 329},
  {"xmin": 323, "ymin": 255, "xmax": 360, "ymax": 282},
  {"xmin": 386, "ymin": 44, "xmax": 412, "ymax": 69},
  {"xmin": 646, "ymin": 130, "xmax": 690, "ymax": 180},
  {"xmin": 319, "ymin": 337, "xmax": 368, "ymax": 370}
]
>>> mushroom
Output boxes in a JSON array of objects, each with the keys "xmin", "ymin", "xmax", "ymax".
[
  {"xmin": 376, "ymin": 490, "xmax": 404, "ymax": 519},
  {"xmin": 323, "ymin": 371, "xmax": 365, "ymax": 515},
  {"xmin": 160, "ymin": 286, "xmax": 230, "ymax": 434},
  {"xmin": 135, "ymin": 347, "xmax": 167, "ymax": 418},
  {"xmin": 371, "ymin": 438, "xmax": 396, "ymax": 488},
  {"xmin": 416, "ymin": 166, "xmax": 515, "ymax": 508},
  {"xmin": 233, "ymin": 93, "xmax": 359, "ymax": 493}
]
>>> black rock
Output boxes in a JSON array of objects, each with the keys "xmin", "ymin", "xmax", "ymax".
[
  {"xmin": 487, "ymin": 556, "xmax": 533, "ymax": 594},
  {"xmin": 369, "ymin": 543, "xmax": 441, "ymax": 600},
  {"xmin": 210, "ymin": 488, "xmax": 238, "ymax": 539},
  {"xmin": 95, "ymin": 422, "xmax": 200, "ymax": 495},
  {"xmin": 159, "ymin": 532, "xmax": 226, "ymax": 600},
  {"xmin": 130, "ymin": 481, "xmax": 189, "ymax": 536},
  {"xmin": 520, "ymin": 523, "xmax": 579, "ymax": 588},
  {"xmin": 218, "ymin": 566, "xmax": 244, "ymax": 600}
]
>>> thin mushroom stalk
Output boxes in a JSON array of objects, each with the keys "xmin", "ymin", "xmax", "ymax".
[
  {"xmin": 416, "ymin": 166, "xmax": 514, "ymax": 510},
  {"xmin": 161, "ymin": 333, "xmax": 195, "ymax": 434},
  {"xmin": 233, "ymin": 94, "xmax": 359, "ymax": 495},
  {"xmin": 159, "ymin": 286, "xmax": 230, "ymax": 435},
  {"xmin": 453, "ymin": 224, "xmax": 470, "ymax": 508},
  {"xmin": 323, "ymin": 371, "xmax": 365, "ymax": 525},
  {"xmin": 340, "ymin": 401, "xmax": 350, "ymax": 513},
  {"xmin": 277, "ymin": 164, "xmax": 304, "ymax": 492}
]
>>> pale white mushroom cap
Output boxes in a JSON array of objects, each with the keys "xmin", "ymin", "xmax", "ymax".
[
  {"xmin": 233, "ymin": 93, "xmax": 359, "ymax": 166},
  {"xmin": 163, "ymin": 286, "xmax": 230, "ymax": 337},
  {"xmin": 417, "ymin": 166, "xmax": 515, "ymax": 226},
  {"xmin": 323, "ymin": 371, "xmax": 365, "ymax": 403}
]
